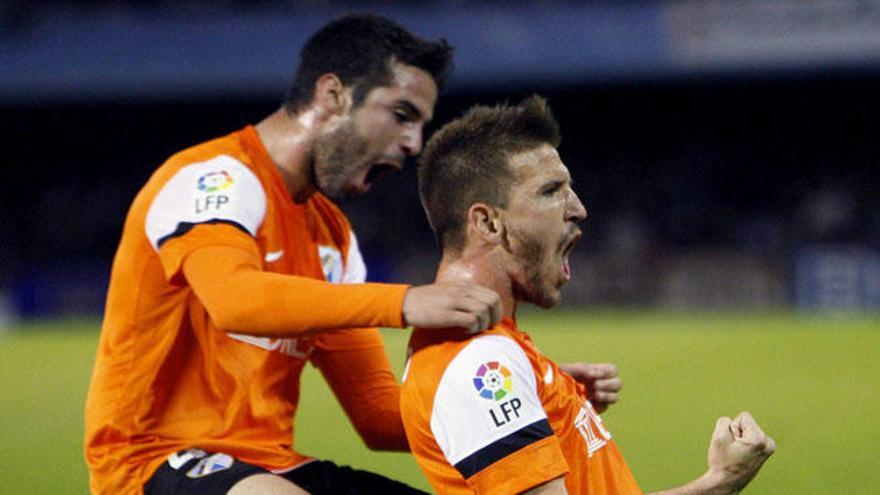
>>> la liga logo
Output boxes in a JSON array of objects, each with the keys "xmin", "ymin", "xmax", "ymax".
[
  {"xmin": 197, "ymin": 171, "xmax": 234, "ymax": 192},
  {"xmin": 473, "ymin": 361, "xmax": 512, "ymax": 401}
]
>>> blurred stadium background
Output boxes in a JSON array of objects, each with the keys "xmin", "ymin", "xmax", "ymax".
[{"xmin": 1, "ymin": 0, "xmax": 878, "ymax": 493}]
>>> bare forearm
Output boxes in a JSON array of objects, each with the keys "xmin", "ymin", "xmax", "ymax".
[
  {"xmin": 651, "ymin": 413, "xmax": 775, "ymax": 495},
  {"xmin": 522, "ymin": 477, "xmax": 567, "ymax": 495},
  {"xmin": 648, "ymin": 471, "xmax": 732, "ymax": 495}
]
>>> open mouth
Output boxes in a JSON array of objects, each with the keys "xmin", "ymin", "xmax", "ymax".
[
  {"xmin": 364, "ymin": 162, "xmax": 400, "ymax": 186},
  {"xmin": 560, "ymin": 230, "xmax": 582, "ymax": 281}
]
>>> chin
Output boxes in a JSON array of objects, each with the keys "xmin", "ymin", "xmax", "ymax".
[
  {"xmin": 515, "ymin": 268, "xmax": 563, "ymax": 309},
  {"xmin": 528, "ymin": 288, "xmax": 562, "ymax": 309},
  {"xmin": 319, "ymin": 181, "xmax": 353, "ymax": 200}
]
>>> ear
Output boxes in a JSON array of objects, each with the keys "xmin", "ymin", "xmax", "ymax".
[
  {"xmin": 467, "ymin": 203, "xmax": 504, "ymax": 244},
  {"xmin": 312, "ymin": 73, "xmax": 350, "ymax": 115}
]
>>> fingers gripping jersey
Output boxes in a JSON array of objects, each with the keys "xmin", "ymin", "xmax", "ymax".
[{"xmin": 401, "ymin": 320, "xmax": 642, "ymax": 495}]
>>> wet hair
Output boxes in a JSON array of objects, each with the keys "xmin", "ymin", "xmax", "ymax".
[
  {"xmin": 283, "ymin": 13, "xmax": 453, "ymax": 113},
  {"xmin": 418, "ymin": 95, "xmax": 561, "ymax": 252}
]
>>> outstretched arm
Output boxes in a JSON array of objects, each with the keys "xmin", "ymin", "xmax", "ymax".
[
  {"xmin": 183, "ymin": 241, "xmax": 408, "ymax": 336},
  {"xmin": 648, "ymin": 412, "xmax": 775, "ymax": 495},
  {"xmin": 180, "ymin": 225, "xmax": 501, "ymax": 337}
]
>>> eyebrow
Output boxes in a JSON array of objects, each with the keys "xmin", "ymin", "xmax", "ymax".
[{"xmin": 539, "ymin": 174, "xmax": 573, "ymax": 192}]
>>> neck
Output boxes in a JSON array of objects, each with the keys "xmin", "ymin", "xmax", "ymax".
[
  {"xmin": 436, "ymin": 247, "xmax": 517, "ymax": 319},
  {"xmin": 254, "ymin": 107, "xmax": 321, "ymax": 203}
]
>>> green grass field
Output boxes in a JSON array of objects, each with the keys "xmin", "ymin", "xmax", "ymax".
[{"xmin": 1, "ymin": 311, "xmax": 877, "ymax": 494}]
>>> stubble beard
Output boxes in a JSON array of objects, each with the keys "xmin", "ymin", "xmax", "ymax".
[
  {"xmin": 511, "ymin": 231, "xmax": 561, "ymax": 309},
  {"xmin": 313, "ymin": 119, "xmax": 369, "ymax": 200}
]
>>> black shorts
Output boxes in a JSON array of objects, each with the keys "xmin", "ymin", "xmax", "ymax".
[{"xmin": 144, "ymin": 449, "xmax": 428, "ymax": 495}]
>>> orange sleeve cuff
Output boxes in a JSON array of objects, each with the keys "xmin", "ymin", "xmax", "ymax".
[
  {"xmin": 336, "ymin": 282, "xmax": 409, "ymax": 329},
  {"xmin": 467, "ymin": 436, "xmax": 569, "ymax": 495}
]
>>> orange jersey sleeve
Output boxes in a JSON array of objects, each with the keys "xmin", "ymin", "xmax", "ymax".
[
  {"xmin": 402, "ymin": 331, "xmax": 570, "ymax": 495},
  {"xmin": 401, "ymin": 321, "xmax": 642, "ymax": 495},
  {"xmin": 179, "ymin": 224, "xmax": 409, "ymax": 335}
]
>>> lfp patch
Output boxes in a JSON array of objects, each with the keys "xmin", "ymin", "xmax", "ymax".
[
  {"xmin": 473, "ymin": 361, "xmax": 512, "ymax": 401},
  {"xmin": 197, "ymin": 170, "xmax": 234, "ymax": 192},
  {"xmin": 186, "ymin": 453, "xmax": 234, "ymax": 478}
]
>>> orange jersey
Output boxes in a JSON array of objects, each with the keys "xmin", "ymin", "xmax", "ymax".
[
  {"xmin": 84, "ymin": 126, "xmax": 406, "ymax": 494},
  {"xmin": 401, "ymin": 318, "xmax": 642, "ymax": 495}
]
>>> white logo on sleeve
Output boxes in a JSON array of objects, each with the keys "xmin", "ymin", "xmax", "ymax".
[
  {"xmin": 543, "ymin": 364, "xmax": 554, "ymax": 384},
  {"xmin": 264, "ymin": 250, "xmax": 285, "ymax": 263},
  {"xmin": 197, "ymin": 170, "xmax": 235, "ymax": 192},
  {"xmin": 168, "ymin": 449, "xmax": 207, "ymax": 470},
  {"xmin": 574, "ymin": 400, "xmax": 612, "ymax": 457},
  {"xmin": 227, "ymin": 333, "xmax": 312, "ymax": 359},
  {"xmin": 194, "ymin": 170, "xmax": 236, "ymax": 213},
  {"xmin": 145, "ymin": 156, "xmax": 266, "ymax": 250},
  {"xmin": 186, "ymin": 453, "xmax": 234, "ymax": 478},
  {"xmin": 472, "ymin": 360, "xmax": 524, "ymax": 427},
  {"xmin": 431, "ymin": 335, "xmax": 547, "ymax": 466}
]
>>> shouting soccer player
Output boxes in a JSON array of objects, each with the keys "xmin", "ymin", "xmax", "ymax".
[
  {"xmin": 401, "ymin": 96, "xmax": 776, "ymax": 495},
  {"xmin": 84, "ymin": 14, "xmax": 510, "ymax": 495}
]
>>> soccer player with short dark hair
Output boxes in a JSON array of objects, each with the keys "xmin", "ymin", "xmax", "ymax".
[
  {"xmin": 401, "ymin": 96, "xmax": 776, "ymax": 495},
  {"xmin": 84, "ymin": 13, "xmax": 508, "ymax": 495}
]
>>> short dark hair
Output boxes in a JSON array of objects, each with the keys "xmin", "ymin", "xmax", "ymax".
[
  {"xmin": 283, "ymin": 13, "xmax": 453, "ymax": 113},
  {"xmin": 418, "ymin": 95, "xmax": 561, "ymax": 252}
]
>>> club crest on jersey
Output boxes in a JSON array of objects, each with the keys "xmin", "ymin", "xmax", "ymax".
[
  {"xmin": 186, "ymin": 453, "xmax": 233, "ymax": 478},
  {"xmin": 197, "ymin": 170, "xmax": 234, "ymax": 192},
  {"xmin": 473, "ymin": 361, "xmax": 512, "ymax": 401},
  {"xmin": 318, "ymin": 245, "xmax": 343, "ymax": 283}
]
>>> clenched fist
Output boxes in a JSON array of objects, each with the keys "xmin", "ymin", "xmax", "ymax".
[{"xmin": 705, "ymin": 412, "xmax": 776, "ymax": 493}]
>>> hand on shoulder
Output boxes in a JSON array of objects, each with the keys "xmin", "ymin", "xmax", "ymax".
[{"xmin": 402, "ymin": 282, "xmax": 501, "ymax": 333}]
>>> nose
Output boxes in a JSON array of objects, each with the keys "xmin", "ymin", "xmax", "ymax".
[
  {"xmin": 566, "ymin": 189, "xmax": 587, "ymax": 223},
  {"xmin": 400, "ymin": 124, "xmax": 423, "ymax": 157}
]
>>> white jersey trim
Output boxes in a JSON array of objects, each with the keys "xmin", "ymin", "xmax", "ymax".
[{"xmin": 341, "ymin": 231, "xmax": 367, "ymax": 284}]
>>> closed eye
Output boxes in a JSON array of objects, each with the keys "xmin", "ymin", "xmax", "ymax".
[
  {"xmin": 541, "ymin": 181, "xmax": 563, "ymax": 196},
  {"xmin": 394, "ymin": 101, "xmax": 423, "ymax": 124}
]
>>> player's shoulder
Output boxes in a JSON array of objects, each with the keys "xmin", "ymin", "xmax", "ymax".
[
  {"xmin": 454, "ymin": 333, "xmax": 525, "ymax": 364},
  {"xmin": 145, "ymin": 128, "xmax": 263, "ymax": 194},
  {"xmin": 442, "ymin": 333, "xmax": 535, "ymax": 389},
  {"xmin": 135, "ymin": 128, "xmax": 253, "ymax": 199},
  {"xmin": 421, "ymin": 329, "xmax": 550, "ymax": 468},
  {"xmin": 406, "ymin": 331, "xmax": 511, "ymax": 389},
  {"xmin": 166, "ymin": 128, "xmax": 250, "ymax": 169},
  {"xmin": 138, "ymin": 129, "xmax": 269, "ymax": 248}
]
